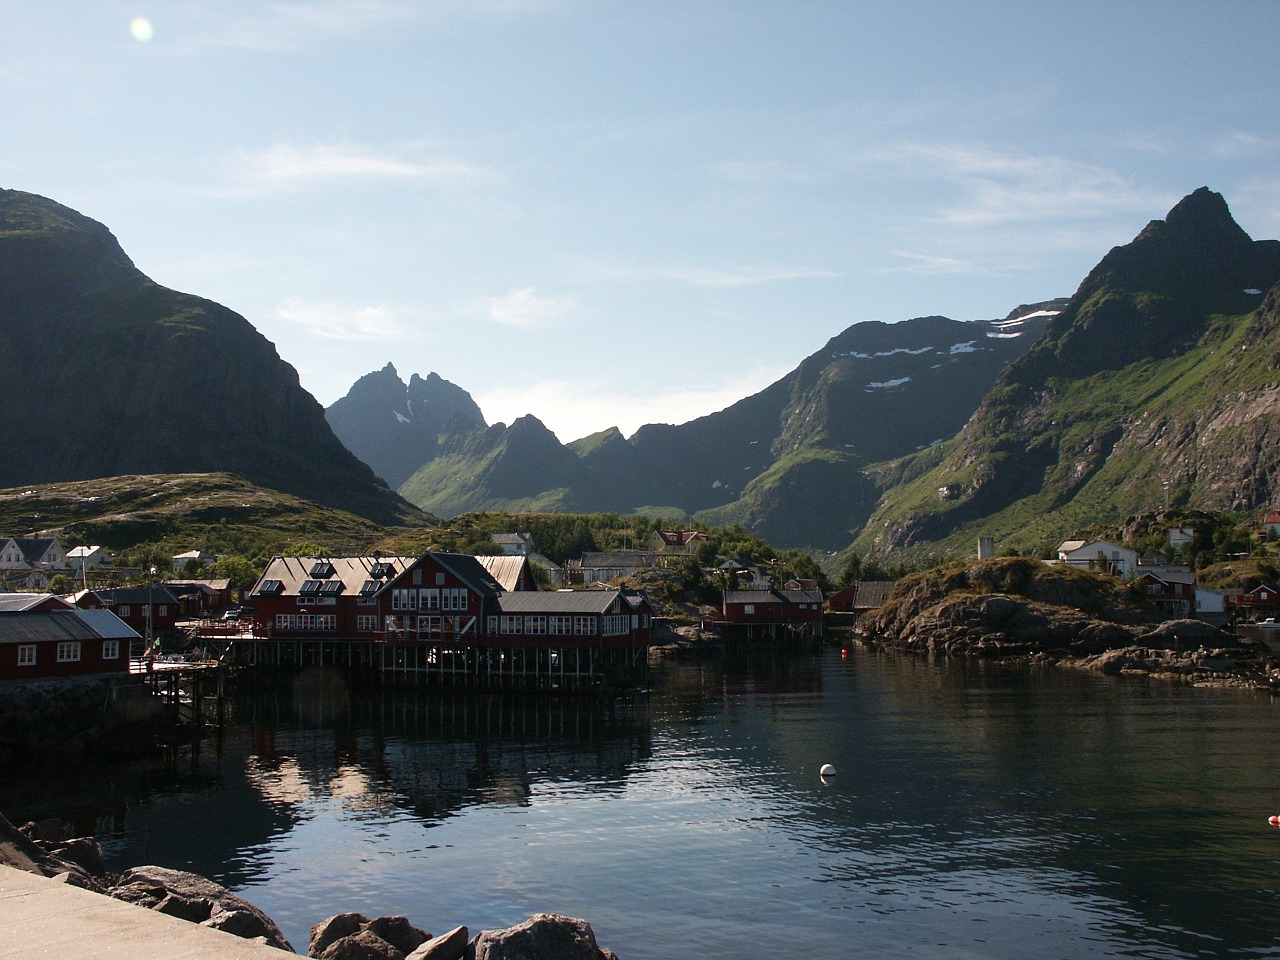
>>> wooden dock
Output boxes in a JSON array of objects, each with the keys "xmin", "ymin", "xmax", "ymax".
[{"xmin": 0, "ymin": 865, "xmax": 287, "ymax": 959}]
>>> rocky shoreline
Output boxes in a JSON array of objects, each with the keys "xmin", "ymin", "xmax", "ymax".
[
  {"xmin": 0, "ymin": 812, "xmax": 620, "ymax": 960},
  {"xmin": 851, "ymin": 557, "xmax": 1280, "ymax": 692}
]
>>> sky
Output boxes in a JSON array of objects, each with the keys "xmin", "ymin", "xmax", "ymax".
[{"xmin": 3, "ymin": 2, "xmax": 1280, "ymax": 444}]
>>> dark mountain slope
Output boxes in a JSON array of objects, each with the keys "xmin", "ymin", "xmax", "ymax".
[
  {"xmin": 861, "ymin": 187, "xmax": 1280, "ymax": 557},
  {"xmin": 0, "ymin": 190, "xmax": 425, "ymax": 526},
  {"xmin": 370, "ymin": 305, "xmax": 1056, "ymax": 546}
]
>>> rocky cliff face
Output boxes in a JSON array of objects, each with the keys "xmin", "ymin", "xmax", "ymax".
[
  {"xmin": 0, "ymin": 190, "xmax": 422, "ymax": 525},
  {"xmin": 324, "ymin": 364, "xmax": 486, "ymax": 488}
]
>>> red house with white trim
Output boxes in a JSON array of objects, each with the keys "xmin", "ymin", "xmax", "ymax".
[{"xmin": 0, "ymin": 609, "xmax": 131, "ymax": 682}]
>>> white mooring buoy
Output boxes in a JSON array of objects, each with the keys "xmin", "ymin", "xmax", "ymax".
[{"xmin": 819, "ymin": 763, "xmax": 837, "ymax": 777}]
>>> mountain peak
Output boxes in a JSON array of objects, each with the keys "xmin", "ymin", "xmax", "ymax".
[{"xmin": 1137, "ymin": 186, "xmax": 1253, "ymax": 250}]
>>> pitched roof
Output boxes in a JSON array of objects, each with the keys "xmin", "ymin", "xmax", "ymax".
[
  {"xmin": 0, "ymin": 593, "xmax": 69, "ymax": 612},
  {"xmin": 495, "ymin": 590, "xmax": 626, "ymax": 615},
  {"xmin": 250, "ymin": 555, "xmax": 414, "ymax": 599},
  {"xmin": 849, "ymin": 580, "xmax": 897, "ymax": 608},
  {"xmin": 93, "ymin": 586, "xmax": 183, "ymax": 606},
  {"xmin": 12, "ymin": 538, "xmax": 58, "ymax": 563},
  {"xmin": 477, "ymin": 555, "xmax": 531, "ymax": 592},
  {"xmin": 724, "ymin": 590, "xmax": 785, "ymax": 604},
  {"xmin": 72, "ymin": 608, "xmax": 141, "ymax": 640},
  {"xmin": 0, "ymin": 610, "xmax": 103, "ymax": 645}
]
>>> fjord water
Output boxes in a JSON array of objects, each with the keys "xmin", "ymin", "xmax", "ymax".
[{"xmin": 10, "ymin": 646, "xmax": 1280, "ymax": 958}]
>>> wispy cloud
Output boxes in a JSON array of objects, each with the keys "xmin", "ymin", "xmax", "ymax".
[
  {"xmin": 664, "ymin": 265, "xmax": 839, "ymax": 288},
  {"xmin": 568, "ymin": 256, "xmax": 837, "ymax": 288},
  {"xmin": 858, "ymin": 142, "xmax": 1168, "ymax": 226},
  {"xmin": 275, "ymin": 296, "xmax": 426, "ymax": 341},
  {"xmin": 876, "ymin": 252, "xmax": 978, "ymax": 276},
  {"xmin": 1208, "ymin": 130, "xmax": 1280, "ymax": 159},
  {"xmin": 227, "ymin": 143, "xmax": 489, "ymax": 192},
  {"xmin": 471, "ymin": 287, "xmax": 577, "ymax": 328}
]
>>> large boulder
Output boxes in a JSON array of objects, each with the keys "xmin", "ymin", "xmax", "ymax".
[
  {"xmin": 309, "ymin": 913, "xmax": 431, "ymax": 960},
  {"xmin": 471, "ymin": 914, "xmax": 614, "ymax": 960},
  {"xmin": 406, "ymin": 925, "xmax": 469, "ymax": 960},
  {"xmin": 108, "ymin": 865, "xmax": 293, "ymax": 951}
]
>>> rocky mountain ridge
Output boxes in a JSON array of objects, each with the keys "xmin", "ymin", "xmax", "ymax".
[{"xmin": 332, "ymin": 305, "xmax": 1061, "ymax": 549}]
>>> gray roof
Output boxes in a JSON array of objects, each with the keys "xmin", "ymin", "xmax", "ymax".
[
  {"xmin": 724, "ymin": 590, "xmax": 784, "ymax": 604},
  {"xmin": 496, "ymin": 590, "xmax": 627, "ymax": 615},
  {"xmin": 476, "ymin": 555, "xmax": 531, "ymax": 592},
  {"xmin": 12, "ymin": 538, "xmax": 58, "ymax": 564},
  {"xmin": 72, "ymin": 608, "xmax": 141, "ymax": 640},
  {"xmin": 0, "ymin": 610, "xmax": 103, "ymax": 645},
  {"xmin": 0, "ymin": 593, "xmax": 65, "ymax": 612},
  {"xmin": 94, "ymin": 586, "xmax": 182, "ymax": 606},
  {"xmin": 251, "ymin": 555, "xmax": 414, "ymax": 599}
]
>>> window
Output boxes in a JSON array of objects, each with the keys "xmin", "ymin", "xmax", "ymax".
[
  {"xmin": 274, "ymin": 614, "xmax": 336, "ymax": 631},
  {"xmin": 102, "ymin": 640, "xmax": 120, "ymax": 660},
  {"xmin": 525, "ymin": 615, "xmax": 547, "ymax": 635},
  {"xmin": 422, "ymin": 589, "xmax": 440, "ymax": 610},
  {"xmin": 57, "ymin": 641, "xmax": 81, "ymax": 662},
  {"xmin": 501, "ymin": 615, "xmax": 523, "ymax": 634},
  {"xmin": 157, "ymin": 605, "xmax": 168, "ymax": 617},
  {"xmin": 356, "ymin": 615, "xmax": 379, "ymax": 632},
  {"xmin": 574, "ymin": 616, "xmax": 594, "ymax": 635},
  {"xmin": 443, "ymin": 588, "xmax": 467, "ymax": 611},
  {"xmin": 17, "ymin": 645, "xmax": 35, "ymax": 667},
  {"xmin": 550, "ymin": 615, "xmax": 573, "ymax": 635},
  {"xmin": 310, "ymin": 561, "xmax": 334, "ymax": 578},
  {"xmin": 744, "ymin": 604, "xmax": 755, "ymax": 615},
  {"xmin": 413, "ymin": 568, "xmax": 423, "ymax": 585},
  {"xmin": 391, "ymin": 588, "xmax": 418, "ymax": 611},
  {"xmin": 119, "ymin": 605, "xmax": 132, "ymax": 617}
]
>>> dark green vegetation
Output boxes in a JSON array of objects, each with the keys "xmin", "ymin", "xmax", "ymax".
[
  {"xmin": 1, "ymin": 474, "xmax": 823, "ymax": 595},
  {"xmin": 0, "ymin": 473, "xmax": 403, "ymax": 587},
  {"xmin": 0, "ymin": 190, "xmax": 423, "ymax": 527},
  {"xmin": 332, "ymin": 309, "xmax": 1059, "ymax": 551},
  {"xmin": 857, "ymin": 188, "xmax": 1280, "ymax": 562}
]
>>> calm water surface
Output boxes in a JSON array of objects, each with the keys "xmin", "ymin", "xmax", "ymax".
[{"xmin": 7, "ymin": 646, "xmax": 1280, "ymax": 959}]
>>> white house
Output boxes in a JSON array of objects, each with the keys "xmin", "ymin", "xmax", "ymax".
[
  {"xmin": 489, "ymin": 532, "xmax": 534, "ymax": 556},
  {"xmin": 67, "ymin": 545, "xmax": 111, "ymax": 573},
  {"xmin": 172, "ymin": 550, "xmax": 218, "ymax": 573},
  {"xmin": 1056, "ymin": 539, "xmax": 1138, "ymax": 578}
]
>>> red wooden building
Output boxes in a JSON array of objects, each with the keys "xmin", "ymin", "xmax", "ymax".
[
  {"xmin": 75, "ymin": 586, "xmax": 180, "ymax": 639},
  {"xmin": 715, "ymin": 587, "xmax": 824, "ymax": 640},
  {"xmin": 1225, "ymin": 583, "xmax": 1280, "ymax": 619},
  {"xmin": 220, "ymin": 552, "xmax": 652, "ymax": 689},
  {"xmin": 0, "ymin": 609, "xmax": 132, "ymax": 682}
]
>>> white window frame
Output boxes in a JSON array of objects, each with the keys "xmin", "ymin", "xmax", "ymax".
[
  {"xmin": 102, "ymin": 640, "xmax": 120, "ymax": 660},
  {"xmin": 57, "ymin": 641, "xmax": 82, "ymax": 663},
  {"xmin": 17, "ymin": 644, "xmax": 35, "ymax": 667}
]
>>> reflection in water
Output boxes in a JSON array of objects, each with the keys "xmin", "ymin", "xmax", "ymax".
[{"xmin": 5, "ymin": 648, "xmax": 1280, "ymax": 959}]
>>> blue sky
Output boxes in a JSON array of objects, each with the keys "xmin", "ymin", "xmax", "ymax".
[{"xmin": 4, "ymin": 1, "xmax": 1279, "ymax": 443}]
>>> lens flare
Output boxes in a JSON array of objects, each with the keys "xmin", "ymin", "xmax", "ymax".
[{"xmin": 129, "ymin": 17, "xmax": 154, "ymax": 42}]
